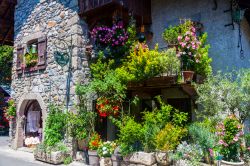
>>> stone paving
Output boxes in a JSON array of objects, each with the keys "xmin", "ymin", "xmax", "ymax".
[{"xmin": 0, "ymin": 136, "xmax": 86, "ymax": 166}]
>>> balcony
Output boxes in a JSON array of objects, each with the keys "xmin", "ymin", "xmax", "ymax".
[{"xmin": 79, "ymin": 0, "xmax": 151, "ymax": 26}]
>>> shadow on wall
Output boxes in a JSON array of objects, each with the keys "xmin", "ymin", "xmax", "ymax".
[{"xmin": 14, "ymin": 0, "xmax": 79, "ymax": 40}]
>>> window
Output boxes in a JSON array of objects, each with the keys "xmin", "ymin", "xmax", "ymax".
[{"xmin": 16, "ymin": 36, "xmax": 47, "ymax": 74}]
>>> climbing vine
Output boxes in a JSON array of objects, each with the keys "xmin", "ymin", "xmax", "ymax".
[{"xmin": 0, "ymin": 45, "xmax": 13, "ymax": 85}]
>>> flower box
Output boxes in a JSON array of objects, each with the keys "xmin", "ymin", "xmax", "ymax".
[
  {"xmin": 34, "ymin": 150, "xmax": 66, "ymax": 165},
  {"xmin": 146, "ymin": 75, "xmax": 178, "ymax": 87}
]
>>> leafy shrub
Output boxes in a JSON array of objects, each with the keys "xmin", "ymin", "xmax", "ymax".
[
  {"xmin": 114, "ymin": 116, "xmax": 144, "ymax": 156},
  {"xmin": 188, "ymin": 122, "xmax": 216, "ymax": 156},
  {"xmin": 214, "ymin": 115, "xmax": 243, "ymax": 162},
  {"xmin": 171, "ymin": 141, "xmax": 203, "ymax": 166},
  {"xmin": 156, "ymin": 123, "xmax": 187, "ymax": 151},
  {"xmin": 4, "ymin": 98, "xmax": 16, "ymax": 120},
  {"xmin": 127, "ymin": 44, "xmax": 180, "ymax": 81},
  {"xmin": 97, "ymin": 141, "xmax": 117, "ymax": 157},
  {"xmin": 63, "ymin": 156, "xmax": 73, "ymax": 165},
  {"xmin": 44, "ymin": 105, "xmax": 67, "ymax": 146}
]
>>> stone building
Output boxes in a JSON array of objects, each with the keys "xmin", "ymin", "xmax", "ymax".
[{"xmin": 9, "ymin": 0, "xmax": 250, "ymax": 150}]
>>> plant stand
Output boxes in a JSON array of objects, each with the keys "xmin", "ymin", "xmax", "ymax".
[{"xmin": 88, "ymin": 150, "xmax": 99, "ymax": 166}]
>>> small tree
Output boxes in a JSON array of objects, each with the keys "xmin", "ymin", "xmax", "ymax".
[{"xmin": 195, "ymin": 70, "xmax": 250, "ymax": 123}]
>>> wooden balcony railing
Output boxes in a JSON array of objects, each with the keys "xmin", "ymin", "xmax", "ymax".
[{"xmin": 79, "ymin": 0, "xmax": 151, "ymax": 25}]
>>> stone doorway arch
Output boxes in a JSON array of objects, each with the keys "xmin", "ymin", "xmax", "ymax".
[{"xmin": 13, "ymin": 93, "xmax": 47, "ymax": 149}]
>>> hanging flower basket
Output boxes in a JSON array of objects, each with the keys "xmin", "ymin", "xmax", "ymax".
[{"xmin": 96, "ymin": 97, "xmax": 120, "ymax": 117}]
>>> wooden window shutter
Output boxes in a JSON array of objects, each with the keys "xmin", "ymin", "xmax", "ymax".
[
  {"xmin": 38, "ymin": 36, "xmax": 47, "ymax": 68},
  {"xmin": 16, "ymin": 47, "xmax": 24, "ymax": 69}
]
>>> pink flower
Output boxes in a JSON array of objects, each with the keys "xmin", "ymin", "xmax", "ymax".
[
  {"xmin": 176, "ymin": 53, "xmax": 181, "ymax": 58},
  {"xmin": 196, "ymin": 59, "xmax": 200, "ymax": 63},
  {"xmin": 181, "ymin": 42, "xmax": 187, "ymax": 47},
  {"xmin": 191, "ymin": 27, "xmax": 196, "ymax": 33},
  {"xmin": 209, "ymin": 148, "xmax": 214, "ymax": 157},
  {"xmin": 247, "ymin": 147, "xmax": 250, "ymax": 151},
  {"xmin": 233, "ymin": 136, "xmax": 239, "ymax": 142},
  {"xmin": 185, "ymin": 36, "xmax": 190, "ymax": 42},
  {"xmin": 178, "ymin": 36, "xmax": 182, "ymax": 41},
  {"xmin": 237, "ymin": 124, "xmax": 242, "ymax": 129},
  {"xmin": 218, "ymin": 139, "xmax": 225, "ymax": 145},
  {"xmin": 188, "ymin": 52, "xmax": 192, "ymax": 56}
]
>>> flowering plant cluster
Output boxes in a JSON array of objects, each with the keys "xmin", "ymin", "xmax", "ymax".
[
  {"xmin": 91, "ymin": 22, "xmax": 128, "ymax": 48},
  {"xmin": 91, "ymin": 22, "xmax": 129, "ymax": 58},
  {"xmin": 97, "ymin": 141, "xmax": 117, "ymax": 157},
  {"xmin": 176, "ymin": 22, "xmax": 202, "ymax": 70},
  {"xmin": 88, "ymin": 133, "xmax": 102, "ymax": 150},
  {"xmin": 96, "ymin": 96, "xmax": 119, "ymax": 117},
  {"xmin": 4, "ymin": 98, "xmax": 16, "ymax": 120},
  {"xmin": 214, "ymin": 115, "xmax": 244, "ymax": 161},
  {"xmin": 24, "ymin": 137, "xmax": 40, "ymax": 146}
]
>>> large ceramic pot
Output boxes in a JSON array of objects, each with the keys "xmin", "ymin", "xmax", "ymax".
[
  {"xmin": 88, "ymin": 150, "xmax": 99, "ymax": 166},
  {"xmin": 100, "ymin": 157, "xmax": 112, "ymax": 166},
  {"xmin": 111, "ymin": 154, "xmax": 122, "ymax": 166},
  {"xmin": 155, "ymin": 152, "xmax": 172, "ymax": 166},
  {"xmin": 219, "ymin": 160, "xmax": 244, "ymax": 166},
  {"xmin": 182, "ymin": 71, "xmax": 194, "ymax": 83}
]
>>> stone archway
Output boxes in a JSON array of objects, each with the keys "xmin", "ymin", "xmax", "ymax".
[{"xmin": 13, "ymin": 93, "xmax": 47, "ymax": 149}]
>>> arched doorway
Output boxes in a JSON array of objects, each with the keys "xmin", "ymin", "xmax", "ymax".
[
  {"xmin": 23, "ymin": 100, "xmax": 43, "ymax": 146},
  {"xmin": 13, "ymin": 93, "xmax": 47, "ymax": 149}
]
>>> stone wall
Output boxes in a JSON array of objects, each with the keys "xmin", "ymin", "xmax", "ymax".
[
  {"xmin": 11, "ymin": 0, "xmax": 89, "ymax": 148},
  {"xmin": 150, "ymin": 0, "xmax": 250, "ymax": 72}
]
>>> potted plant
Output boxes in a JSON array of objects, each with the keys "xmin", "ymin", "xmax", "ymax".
[
  {"xmin": 97, "ymin": 141, "xmax": 117, "ymax": 166},
  {"xmin": 213, "ymin": 115, "xmax": 245, "ymax": 165},
  {"xmin": 162, "ymin": 25, "xmax": 180, "ymax": 48},
  {"xmin": 88, "ymin": 132, "xmax": 102, "ymax": 166},
  {"xmin": 24, "ymin": 51, "xmax": 38, "ymax": 68},
  {"xmin": 96, "ymin": 96, "xmax": 120, "ymax": 118}
]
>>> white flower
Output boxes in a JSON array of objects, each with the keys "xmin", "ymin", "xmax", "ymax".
[{"xmin": 102, "ymin": 147, "xmax": 107, "ymax": 151}]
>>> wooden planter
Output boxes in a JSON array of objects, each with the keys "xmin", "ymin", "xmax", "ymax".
[
  {"xmin": 88, "ymin": 150, "xmax": 99, "ymax": 166},
  {"xmin": 34, "ymin": 150, "xmax": 66, "ymax": 165},
  {"xmin": 146, "ymin": 76, "xmax": 178, "ymax": 86}
]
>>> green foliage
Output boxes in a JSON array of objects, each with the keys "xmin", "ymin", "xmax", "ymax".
[
  {"xmin": 5, "ymin": 98, "xmax": 16, "ymax": 119},
  {"xmin": 24, "ymin": 52, "xmax": 38, "ymax": 68},
  {"xmin": 0, "ymin": 45, "xmax": 13, "ymax": 85},
  {"xmin": 112, "ymin": 116, "xmax": 143, "ymax": 156},
  {"xmin": 195, "ymin": 70, "xmax": 250, "ymax": 123},
  {"xmin": 215, "ymin": 115, "xmax": 243, "ymax": 162},
  {"xmin": 156, "ymin": 123, "xmax": 187, "ymax": 151},
  {"xmin": 162, "ymin": 20, "xmax": 192, "ymax": 45},
  {"xmin": 97, "ymin": 141, "xmax": 116, "ymax": 157},
  {"xmin": 112, "ymin": 96, "xmax": 188, "ymax": 154},
  {"xmin": 194, "ymin": 33, "xmax": 212, "ymax": 77},
  {"xmin": 63, "ymin": 156, "xmax": 73, "ymax": 165},
  {"xmin": 126, "ymin": 44, "xmax": 180, "ymax": 81},
  {"xmin": 44, "ymin": 105, "xmax": 67, "ymax": 146},
  {"xmin": 66, "ymin": 110, "xmax": 96, "ymax": 140},
  {"xmin": 188, "ymin": 122, "xmax": 216, "ymax": 156}
]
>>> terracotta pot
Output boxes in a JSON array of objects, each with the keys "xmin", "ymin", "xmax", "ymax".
[
  {"xmin": 88, "ymin": 150, "xmax": 99, "ymax": 166},
  {"xmin": 182, "ymin": 71, "xmax": 194, "ymax": 83},
  {"xmin": 220, "ymin": 160, "xmax": 244, "ymax": 166},
  {"xmin": 111, "ymin": 154, "xmax": 122, "ymax": 166},
  {"xmin": 100, "ymin": 157, "xmax": 112, "ymax": 166}
]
